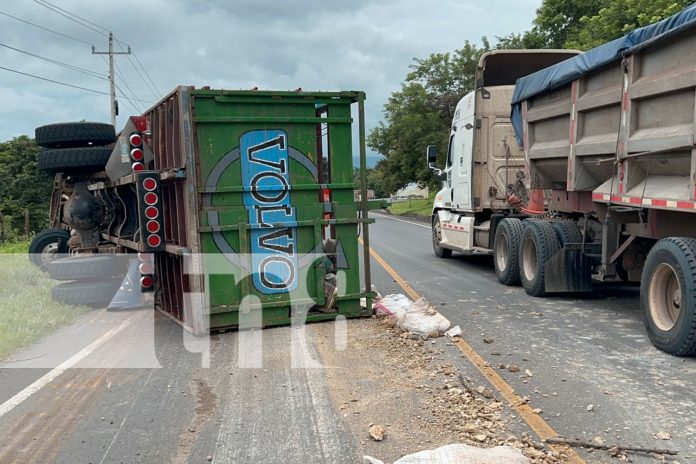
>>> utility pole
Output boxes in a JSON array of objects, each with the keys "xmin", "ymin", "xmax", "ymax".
[{"xmin": 92, "ymin": 32, "xmax": 130, "ymax": 127}]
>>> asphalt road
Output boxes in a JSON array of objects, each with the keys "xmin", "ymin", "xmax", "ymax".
[
  {"xmin": 0, "ymin": 214, "xmax": 694, "ymax": 463},
  {"xmin": 367, "ymin": 213, "xmax": 696, "ymax": 463}
]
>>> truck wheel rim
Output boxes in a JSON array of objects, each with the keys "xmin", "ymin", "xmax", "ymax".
[
  {"xmin": 433, "ymin": 221, "xmax": 442, "ymax": 249},
  {"xmin": 40, "ymin": 242, "xmax": 59, "ymax": 265},
  {"xmin": 522, "ymin": 237, "xmax": 537, "ymax": 282},
  {"xmin": 649, "ymin": 263, "xmax": 681, "ymax": 331},
  {"xmin": 496, "ymin": 232, "xmax": 509, "ymax": 272}
]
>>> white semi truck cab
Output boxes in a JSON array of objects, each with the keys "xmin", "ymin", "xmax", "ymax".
[{"xmin": 428, "ymin": 50, "xmax": 578, "ymax": 258}]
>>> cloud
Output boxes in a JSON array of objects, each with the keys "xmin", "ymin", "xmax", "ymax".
[{"xmin": 0, "ymin": 0, "xmax": 540, "ymax": 143}]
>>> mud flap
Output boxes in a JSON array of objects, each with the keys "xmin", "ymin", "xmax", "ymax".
[
  {"xmin": 544, "ymin": 245, "xmax": 593, "ymax": 293},
  {"xmin": 107, "ymin": 259, "xmax": 148, "ymax": 310}
]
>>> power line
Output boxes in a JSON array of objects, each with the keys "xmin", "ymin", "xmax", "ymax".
[
  {"xmin": 32, "ymin": 0, "xmax": 107, "ymax": 37},
  {"xmin": 0, "ymin": 42, "xmax": 107, "ymax": 79},
  {"xmin": 29, "ymin": 2, "xmax": 162, "ymax": 102},
  {"xmin": 114, "ymin": 82, "xmax": 142, "ymax": 114},
  {"xmin": 0, "ymin": 64, "xmax": 155, "ymax": 104},
  {"xmin": 33, "ymin": 0, "xmax": 109, "ymax": 33},
  {"xmin": 132, "ymin": 50, "xmax": 161, "ymax": 97},
  {"xmin": 0, "ymin": 64, "xmax": 113, "ymax": 96},
  {"xmin": 102, "ymin": 55, "xmax": 143, "ymax": 110},
  {"xmin": 0, "ymin": 10, "xmax": 94, "ymax": 46},
  {"xmin": 115, "ymin": 41, "xmax": 159, "ymax": 100}
]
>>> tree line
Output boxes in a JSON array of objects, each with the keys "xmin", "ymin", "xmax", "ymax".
[{"xmin": 367, "ymin": 0, "xmax": 691, "ymax": 196}]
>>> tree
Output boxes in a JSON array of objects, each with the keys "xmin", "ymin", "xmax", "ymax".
[
  {"xmin": 367, "ymin": 40, "xmax": 491, "ymax": 195},
  {"xmin": 0, "ymin": 136, "xmax": 52, "ymax": 239},
  {"xmin": 566, "ymin": 0, "xmax": 692, "ymax": 50},
  {"xmin": 497, "ymin": 0, "xmax": 603, "ymax": 49}
]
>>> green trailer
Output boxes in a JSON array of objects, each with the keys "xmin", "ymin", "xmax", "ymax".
[
  {"xmin": 37, "ymin": 87, "xmax": 376, "ymax": 334},
  {"xmin": 144, "ymin": 87, "xmax": 375, "ymax": 333}
]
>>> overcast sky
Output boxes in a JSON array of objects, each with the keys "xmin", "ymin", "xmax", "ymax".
[{"xmin": 0, "ymin": 0, "xmax": 540, "ymax": 148}]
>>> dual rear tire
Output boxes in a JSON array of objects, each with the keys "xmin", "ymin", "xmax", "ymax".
[{"xmin": 494, "ymin": 219, "xmax": 577, "ymax": 296}]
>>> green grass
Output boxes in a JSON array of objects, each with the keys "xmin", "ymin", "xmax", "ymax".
[
  {"xmin": 389, "ymin": 193, "xmax": 435, "ymax": 217},
  {"xmin": 0, "ymin": 246, "xmax": 87, "ymax": 359},
  {"xmin": 0, "ymin": 239, "xmax": 30, "ymax": 254}
]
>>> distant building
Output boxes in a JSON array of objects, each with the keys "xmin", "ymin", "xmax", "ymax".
[
  {"xmin": 391, "ymin": 183, "xmax": 428, "ymax": 201},
  {"xmin": 354, "ymin": 189, "xmax": 375, "ymax": 201}
]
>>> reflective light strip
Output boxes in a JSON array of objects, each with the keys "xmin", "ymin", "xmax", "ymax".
[
  {"xmin": 442, "ymin": 223, "xmax": 466, "ymax": 231},
  {"xmin": 592, "ymin": 193, "xmax": 696, "ymax": 210}
]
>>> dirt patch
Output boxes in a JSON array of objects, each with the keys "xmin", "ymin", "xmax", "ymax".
[
  {"xmin": 314, "ymin": 317, "xmax": 570, "ymax": 463},
  {"xmin": 172, "ymin": 377, "xmax": 217, "ymax": 464}
]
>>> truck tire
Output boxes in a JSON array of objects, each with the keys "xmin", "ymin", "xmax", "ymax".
[
  {"xmin": 28, "ymin": 228, "xmax": 70, "ymax": 268},
  {"xmin": 552, "ymin": 221, "xmax": 582, "ymax": 246},
  {"xmin": 38, "ymin": 147, "xmax": 113, "ymax": 173},
  {"xmin": 519, "ymin": 220, "xmax": 560, "ymax": 297},
  {"xmin": 35, "ymin": 122, "xmax": 116, "ymax": 148},
  {"xmin": 494, "ymin": 218, "xmax": 524, "ymax": 285},
  {"xmin": 432, "ymin": 215, "xmax": 452, "ymax": 258},
  {"xmin": 51, "ymin": 279, "xmax": 122, "ymax": 308},
  {"xmin": 46, "ymin": 256, "xmax": 128, "ymax": 281},
  {"xmin": 641, "ymin": 237, "xmax": 696, "ymax": 355}
]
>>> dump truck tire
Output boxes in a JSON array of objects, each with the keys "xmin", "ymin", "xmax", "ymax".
[
  {"xmin": 494, "ymin": 218, "xmax": 524, "ymax": 286},
  {"xmin": 519, "ymin": 220, "xmax": 560, "ymax": 297},
  {"xmin": 641, "ymin": 237, "xmax": 696, "ymax": 356},
  {"xmin": 51, "ymin": 279, "xmax": 122, "ymax": 308},
  {"xmin": 46, "ymin": 256, "xmax": 128, "ymax": 281},
  {"xmin": 35, "ymin": 122, "xmax": 116, "ymax": 148},
  {"xmin": 552, "ymin": 221, "xmax": 583, "ymax": 246},
  {"xmin": 432, "ymin": 215, "xmax": 452, "ymax": 258},
  {"xmin": 38, "ymin": 147, "xmax": 113, "ymax": 173},
  {"xmin": 28, "ymin": 229, "xmax": 70, "ymax": 268}
]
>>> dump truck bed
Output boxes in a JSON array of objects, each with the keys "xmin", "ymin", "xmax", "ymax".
[{"xmin": 514, "ymin": 4, "xmax": 696, "ymax": 212}]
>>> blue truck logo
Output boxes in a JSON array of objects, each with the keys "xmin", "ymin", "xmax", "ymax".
[{"xmin": 240, "ymin": 130, "xmax": 299, "ymax": 294}]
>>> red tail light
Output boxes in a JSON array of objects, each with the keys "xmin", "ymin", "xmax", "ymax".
[
  {"xmin": 130, "ymin": 148, "xmax": 144, "ymax": 161},
  {"xmin": 140, "ymin": 275, "xmax": 153, "ymax": 288},
  {"xmin": 143, "ymin": 178, "xmax": 157, "ymax": 191},
  {"xmin": 144, "ymin": 192, "xmax": 158, "ymax": 205},
  {"xmin": 137, "ymin": 252, "xmax": 152, "ymax": 262},
  {"xmin": 147, "ymin": 235, "xmax": 162, "ymax": 247},
  {"xmin": 146, "ymin": 220, "xmax": 160, "ymax": 233},
  {"xmin": 144, "ymin": 206, "xmax": 159, "ymax": 219},
  {"xmin": 132, "ymin": 162, "xmax": 144, "ymax": 172},
  {"xmin": 138, "ymin": 262, "xmax": 154, "ymax": 274},
  {"xmin": 129, "ymin": 133, "xmax": 142, "ymax": 146}
]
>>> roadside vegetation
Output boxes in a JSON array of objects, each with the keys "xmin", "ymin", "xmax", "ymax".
[
  {"xmin": 389, "ymin": 192, "xmax": 435, "ymax": 219},
  {"xmin": 0, "ymin": 240, "xmax": 86, "ymax": 359}
]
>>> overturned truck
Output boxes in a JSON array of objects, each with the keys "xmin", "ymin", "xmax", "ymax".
[{"xmin": 31, "ymin": 88, "xmax": 374, "ymax": 333}]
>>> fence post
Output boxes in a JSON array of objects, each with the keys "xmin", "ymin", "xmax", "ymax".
[
  {"xmin": 24, "ymin": 210, "xmax": 30, "ymax": 237},
  {"xmin": 0, "ymin": 213, "xmax": 4, "ymax": 242}
]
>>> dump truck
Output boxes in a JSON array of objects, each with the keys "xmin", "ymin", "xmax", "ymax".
[
  {"xmin": 428, "ymin": 5, "xmax": 696, "ymax": 355},
  {"xmin": 29, "ymin": 88, "xmax": 374, "ymax": 333}
]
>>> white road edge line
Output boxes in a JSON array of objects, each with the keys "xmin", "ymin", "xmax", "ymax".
[
  {"xmin": 370, "ymin": 212, "xmax": 431, "ymax": 229},
  {"xmin": 0, "ymin": 313, "xmax": 140, "ymax": 419}
]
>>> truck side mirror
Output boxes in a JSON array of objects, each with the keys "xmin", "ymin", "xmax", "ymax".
[{"xmin": 426, "ymin": 145, "xmax": 437, "ymax": 167}]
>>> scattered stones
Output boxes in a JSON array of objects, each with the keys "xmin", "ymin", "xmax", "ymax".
[
  {"xmin": 524, "ymin": 369, "xmax": 533, "ymax": 378},
  {"xmin": 508, "ymin": 365, "xmax": 520, "ymax": 373},
  {"xmin": 369, "ymin": 424, "xmax": 386, "ymax": 441},
  {"xmin": 655, "ymin": 431, "xmax": 671, "ymax": 440},
  {"xmin": 586, "ymin": 404, "xmax": 594, "ymax": 412},
  {"xmin": 483, "ymin": 337, "xmax": 494, "ymax": 344}
]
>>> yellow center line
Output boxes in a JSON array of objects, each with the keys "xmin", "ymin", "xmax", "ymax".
[{"xmin": 362, "ymin": 239, "xmax": 586, "ymax": 464}]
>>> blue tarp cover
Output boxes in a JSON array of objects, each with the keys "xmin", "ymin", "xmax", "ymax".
[{"xmin": 511, "ymin": 4, "xmax": 696, "ymax": 146}]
